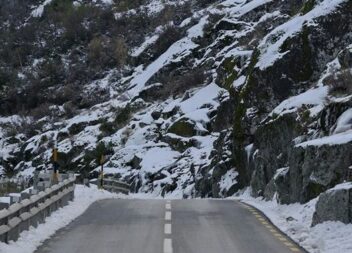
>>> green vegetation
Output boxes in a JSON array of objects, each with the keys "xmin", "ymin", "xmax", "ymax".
[
  {"xmin": 231, "ymin": 49, "xmax": 261, "ymax": 186},
  {"xmin": 301, "ymin": 0, "xmax": 316, "ymax": 15},
  {"xmin": 168, "ymin": 120, "xmax": 196, "ymax": 137},
  {"xmin": 80, "ymin": 142, "xmax": 114, "ymax": 173},
  {"xmin": 300, "ymin": 108, "xmax": 311, "ymax": 123},
  {"xmin": 305, "ymin": 181, "xmax": 325, "ymax": 200},
  {"xmin": 222, "ymin": 58, "xmax": 238, "ymax": 91},
  {"xmin": 99, "ymin": 105, "xmax": 134, "ymax": 138},
  {"xmin": 69, "ymin": 123, "xmax": 87, "ymax": 135}
]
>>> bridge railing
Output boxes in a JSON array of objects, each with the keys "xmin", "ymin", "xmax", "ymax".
[{"xmin": 0, "ymin": 176, "xmax": 75, "ymax": 243}]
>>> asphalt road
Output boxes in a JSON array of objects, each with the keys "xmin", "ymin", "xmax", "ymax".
[{"xmin": 35, "ymin": 199, "xmax": 304, "ymax": 253}]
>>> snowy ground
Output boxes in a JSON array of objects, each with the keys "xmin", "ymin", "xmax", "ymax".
[
  {"xmin": 0, "ymin": 185, "xmax": 127, "ymax": 253},
  {"xmin": 233, "ymin": 188, "xmax": 352, "ymax": 253},
  {"xmin": 1, "ymin": 185, "xmax": 352, "ymax": 253}
]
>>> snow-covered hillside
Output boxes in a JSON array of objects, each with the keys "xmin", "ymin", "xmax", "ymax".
[{"xmin": 0, "ymin": 0, "xmax": 351, "ymax": 209}]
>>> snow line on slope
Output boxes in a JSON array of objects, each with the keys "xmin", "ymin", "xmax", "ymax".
[
  {"xmin": 232, "ymin": 188, "xmax": 352, "ymax": 253},
  {"xmin": 0, "ymin": 185, "xmax": 126, "ymax": 253},
  {"xmin": 127, "ymin": 15, "xmax": 209, "ymax": 97},
  {"xmin": 257, "ymin": 0, "xmax": 348, "ymax": 70},
  {"xmin": 296, "ymin": 129, "xmax": 352, "ymax": 148}
]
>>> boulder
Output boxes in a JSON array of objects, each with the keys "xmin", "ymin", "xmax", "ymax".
[
  {"xmin": 312, "ymin": 182, "xmax": 352, "ymax": 226},
  {"xmin": 151, "ymin": 110, "xmax": 161, "ymax": 120},
  {"xmin": 161, "ymin": 134, "xmax": 198, "ymax": 153},
  {"xmin": 125, "ymin": 155, "xmax": 142, "ymax": 169},
  {"xmin": 287, "ymin": 142, "xmax": 352, "ymax": 204},
  {"xmin": 167, "ymin": 119, "xmax": 197, "ymax": 137}
]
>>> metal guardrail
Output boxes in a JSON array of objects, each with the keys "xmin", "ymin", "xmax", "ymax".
[
  {"xmin": 91, "ymin": 178, "xmax": 130, "ymax": 194},
  {"xmin": 103, "ymin": 178, "xmax": 130, "ymax": 194},
  {"xmin": 0, "ymin": 177, "xmax": 75, "ymax": 243}
]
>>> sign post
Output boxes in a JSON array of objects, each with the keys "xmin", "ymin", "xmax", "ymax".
[
  {"xmin": 52, "ymin": 147, "xmax": 59, "ymax": 185},
  {"xmin": 100, "ymin": 155, "xmax": 105, "ymax": 189}
]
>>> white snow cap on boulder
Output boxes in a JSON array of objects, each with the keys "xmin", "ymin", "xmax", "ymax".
[{"xmin": 333, "ymin": 108, "xmax": 352, "ymax": 134}]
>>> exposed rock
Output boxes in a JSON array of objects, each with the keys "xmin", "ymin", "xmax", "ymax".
[
  {"xmin": 167, "ymin": 119, "xmax": 197, "ymax": 137},
  {"xmin": 151, "ymin": 110, "xmax": 162, "ymax": 120},
  {"xmin": 125, "ymin": 155, "xmax": 142, "ymax": 170},
  {"xmin": 250, "ymin": 113, "xmax": 302, "ymax": 197},
  {"xmin": 287, "ymin": 142, "xmax": 352, "ymax": 204},
  {"xmin": 161, "ymin": 134, "xmax": 198, "ymax": 153},
  {"xmin": 312, "ymin": 182, "xmax": 352, "ymax": 226}
]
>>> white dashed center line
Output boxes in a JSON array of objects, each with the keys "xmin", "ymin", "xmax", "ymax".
[
  {"xmin": 164, "ymin": 223, "xmax": 172, "ymax": 234},
  {"xmin": 164, "ymin": 201, "xmax": 173, "ymax": 253},
  {"xmin": 165, "ymin": 211, "xmax": 172, "ymax": 221},
  {"xmin": 164, "ymin": 238, "xmax": 173, "ymax": 253}
]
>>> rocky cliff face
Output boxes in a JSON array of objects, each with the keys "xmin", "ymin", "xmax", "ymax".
[{"xmin": 0, "ymin": 0, "xmax": 351, "ymax": 205}]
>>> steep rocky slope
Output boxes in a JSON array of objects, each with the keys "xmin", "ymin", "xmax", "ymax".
[{"xmin": 0, "ymin": 0, "xmax": 351, "ymax": 204}]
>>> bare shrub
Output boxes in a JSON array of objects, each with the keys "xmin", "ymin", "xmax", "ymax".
[
  {"xmin": 113, "ymin": 37, "xmax": 128, "ymax": 68},
  {"xmin": 63, "ymin": 101, "xmax": 78, "ymax": 118},
  {"xmin": 150, "ymin": 26, "xmax": 184, "ymax": 59},
  {"xmin": 87, "ymin": 36, "xmax": 113, "ymax": 68},
  {"xmin": 29, "ymin": 103, "xmax": 53, "ymax": 120},
  {"xmin": 157, "ymin": 68, "xmax": 207, "ymax": 98}
]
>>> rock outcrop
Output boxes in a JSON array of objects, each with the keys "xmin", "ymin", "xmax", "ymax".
[{"xmin": 312, "ymin": 182, "xmax": 352, "ymax": 226}]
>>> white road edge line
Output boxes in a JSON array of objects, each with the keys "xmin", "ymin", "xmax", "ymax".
[
  {"xmin": 166, "ymin": 203, "xmax": 171, "ymax": 210},
  {"xmin": 165, "ymin": 211, "xmax": 172, "ymax": 221},
  {"xmin": 164, "ymin": 238, "xmax": 173, "ymax": 253},
  {"xmin": 164, "ymin": 223, "xmax": 172, "ymax": 234}
]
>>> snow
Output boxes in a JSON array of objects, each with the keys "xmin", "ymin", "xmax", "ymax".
[
  {"xmin": 0, "ymin": 185, "xmax": 125, "ymax": 253},
  {"xmin": 0, "ymin": 197, "xmax": 11, "ymax": 204},
  {"xmin": 219, "ymin": 169, "xmax": 238, "ymax": 192},
  {"xmin": 244, "ymin": 144, "xmax": 253, "ymax": 161},
  {"xmin": 327, "ymin": 182, "xmax": 352, "ymax": 192},
  {"xmin": 100, "ymin": 0, "xmax": 113, "ymax": 4},
  {"xmin": 233, "ymin": 75, "xmax": 246, "ymax": 88},
  {"xmin": 271, "ymin": 86, "xmax": 328, "ymax": 117},
  {"xmin": 127, "ymin": 15, "xmax": 209, "ymax": 97},
  {"xmin": 131, "ymin": 34, "xmax": 159, "ymax": 57},
  {"xmin": 257, "ymin": 0, "xmax": 348, "ymax": 69},
  {"xmin": 182, "ymin": 83, "xmax": 219, "ymax": 111},
  {"xmin": 296, "ymin": 129, "xmax": 352, "ymax": 148},
  {"xmin": 333, "ymin": 108, "xmax": 352, "ymax": 134},
  {"xmin": 233, "ymin": 188, "xmax": 352, "ymax": 253},
  {"xmin": 228, "ymin": 0, "xmax": 273, "ymax": 17},
  {"xmin": 274, "ymin": 167, "xmax": 289, "ymax": 179},
  {"xmin": 31, "ymin": 0, "xmax": 53, "ymax": 18},
  {"xmin": 139, "ymin": 146, "xmax": 180, "ymax": 174}
]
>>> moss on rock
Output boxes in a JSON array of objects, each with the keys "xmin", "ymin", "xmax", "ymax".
[{"xmin": 168, "ymin": 120, "xmax": 196, "ymax": 137}]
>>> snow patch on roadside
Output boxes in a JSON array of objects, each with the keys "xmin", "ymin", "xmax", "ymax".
[
  {"xmin": 233, "ymin": 188, "xmax": 352, "ymax": 253},
  {"xmin": 0, "ymin": 185, "xmax": 125, "ymax": 253}
]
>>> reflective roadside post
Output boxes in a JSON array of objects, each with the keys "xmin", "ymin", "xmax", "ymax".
[
  {"xmin": 52, "ymin": 146, "xmax": 59, "ymax": 185},
  {"xmin": 100, "ymin": 155, "xmax": 105, "ymax": 189}
]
